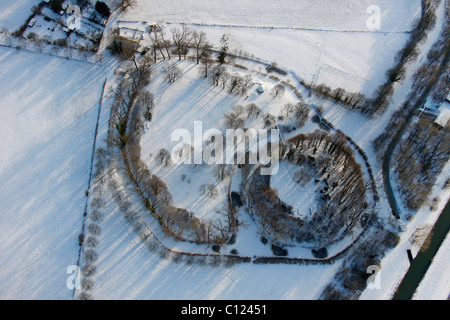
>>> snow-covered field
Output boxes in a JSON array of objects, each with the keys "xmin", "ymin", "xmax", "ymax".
[
  {"xmin": 141, "ymin": 60, "xmax": 300, "ymax": 221},
  {"xmin": 191, "ymin": 26, "xmax": 410, "ymax": 96},
  {"xmin": 123, "ymin": 0, "xmax": 420, "ymax": 32},
  {"xmin": 0, "ymin": 0, "xmax": 448, "ymax": 301},
  {"xmin": 0, "ymin": 47, "xmax": 108, "ymax": 299},
  {"xmin": 128, "ymin": 0, "xmax": 421, "ymax": 96},
  {"xmin": 0, "ymin": 0, "xmax": 41, "ymax": 31},
  {"xmin": 92, "ymin": 198, "xmax": 343, "ymax": 299}
]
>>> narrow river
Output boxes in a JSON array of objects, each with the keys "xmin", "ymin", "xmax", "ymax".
[{"xmin": 392, "ymin": 199, "xmax": 450, "ymax": 300}]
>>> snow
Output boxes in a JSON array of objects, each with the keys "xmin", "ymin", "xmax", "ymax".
[
  {"xmin": 271, "ymin": 160, "xmax": 317, "ymax": 219},
  {"xmin": 0, "ymin": 0, "xmax": 41, "ymax": 31},
  {"xmin": 0, "ymin": 0, "xmax": 447, "ymax": 301},
  {"xmin": 360, "ymin": 161, "xmax": 450, "ymax": 300},
  {"xmin": 0, "ymin": 47, "xmax": 109, "ymax": 299},
  {"xmin": 23, "ymin": 13, "xmax": 68, "ymax": 40},
  {"xmin": 140, "ymin": 60, "xmax": 299, "ymax": 221},
  {"xmin": 122, "ymin": 1, "xmax": 421, "ymax": 96},
  {"xmin": 127, "ymin": 0, "xmax": 422, "ymax": 96},
  {"xmin": 91, "ymin": 182, "xmax": 343, "ymax": 299},
  {"xmin": 137, "ymin": 24, "xmax": 410, "ymax": 97},
  {"xmin": 122, "ymin": 0, "xmax": 420, "ymax": 32},
  {"xmin": 413, "ymin": 232, "xmax": 450, "ymax": 300}
]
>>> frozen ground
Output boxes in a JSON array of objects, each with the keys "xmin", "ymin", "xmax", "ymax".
[
  {"xmin": 0, "ymin": 47, "xmax": 109, "ymax": 299},
  {"xmin": 271, "ymin": 160, "xmax": 317, "ymax": 220}
]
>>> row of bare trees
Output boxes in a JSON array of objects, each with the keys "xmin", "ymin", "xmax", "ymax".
[
  {"xmin": 320, "ymin": 223, "xmax": 399, "ymax": 300},
  {"xmin": 287, "ymin": 131, "xmax": 370, "ymax": 242},
  {"xmin": 278, "ymin": 101, "xmax": 310, "ymax": 128},
  {"xmin": 307, "ymin": 0, "xmax": 441, "ymax": 118},
  {"xmin": 309, "ymin": 83, "xmax": 370, "ymax": 114},
  {"xmin": 146, "ymin": 24, "xmax": 212, "ymax": 64},
  {"xmin": 367, "ymin": 0, "xmax": 440, "ymax": 117},
  {"xmin": 373, "ymin": 4, "xmax": 450, "ymax": 159},
  {"xmin": 108, "ymin": 52, "xmax": 235, "ymax": 245},
  {"xmin": 241, "ymin": 130, "xmax": 370, "ymax": 247},
  {"xmin": 395, "ymin": 118, "xmax": 450, "ymax": 210}
]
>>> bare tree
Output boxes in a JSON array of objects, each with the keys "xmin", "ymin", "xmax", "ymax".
[
  {"xmin": 83, "ymin": 249, "xmax": 99, "ymax": 264},
  {"xmin": 199, "ymin": 55, "xmax": 214, "ymax": 78},
  {"xmin": 163, "ymin": 63, "xmax": 182, "ymax": 83},
  {"xmin": 410, "ymin": 225, "xmax": 432, "ymax": 249},
  {"xmin": 223, "ymin": 111, "xmax": 245, "ymax": 129},
  {"xmin": 220, "ymin": 71, "xmax": 231, "ymax": 89},
  {"xmin": 192, "ymin": 30, "xmax": 210, "ymax": 64},
  {"xmin": 156, "ymin": 148, "xmax": 171, "ymax": 166},
  {"xmin": 118, "ymin": 40, "xmax": 138, "ymax": 61},
  {"xmin": 280, "ymin": 103, "xmax": 295, "ymax": 119},
  {"xmin": 294, "ymin": 102, "xmax": 309, "ymax": 128},
  {"xmin": 211, "ymin": 65, "xmax": 226, "ymax": 86},
  {"xmin": 215, "ymin": 201, "xmax": 238, "ymax": 233},
  {"xmin": 85, "ymin": 236, "xmax": 99, "ymax": 248},
  {"xmin": 200, "ymin": 184, "xmax": 208, "ymax": 195},
  {"xmin": 174, "ymin": 143, "xmax": 193, "ymax": 163},
  {"xmin": 81, "ymin": 264, "xmax": 97, "ymax": 277},
  {"xmin": 87, "ymin": 223, "xmax": 101, "ymax": 236},
  {"xmin": 262, "ymin": 113, "xmax": 276, "ymax": 129},
  {"xmin": 150, "ymin": 24, "xmax": 172, "ymax": 60},
  {"xmin": 293, "ymin": 167, "xmax": 312, "ymax": 187},
  {"xmin": 228, "ymin": 74, "xmax": 244, "ymax": 94},
  {"xmin": 242, "ymin": 75, "xmax": 253, "ymax": 90},
  {"xmin": 136, "ymin": 91, "xmax": 154, "ymax": 121},
  {"xmin": 207, "ymin": 184, "xmax": 218, "ymax": 199},
  {"xmin": 245, "ymin": 103, "xmax": 261, "ymax": 119},
  {"xmin": 271, "ymin": 83, "xmax": 286, "ymax": 98},
  {"xmin": 34, "ymin": 40, "xmax": 44, "ymax": 53},
  {"xmin": 214, "ymin": 164, "xmax": 228, "ymax": 181},
  {"xmin": 118, "ymin": 0, "xmax": 137, "ymax": 12},
  {"xmin": 149, "ymin": 29, "xmax": 164, "ymax": 60},
  {"xmin": 171, "ymin": 25, "xmax": 192, "ymax": 60}
]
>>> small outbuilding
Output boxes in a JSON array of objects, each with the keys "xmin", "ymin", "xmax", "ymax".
[{"xmin": 256, "ymin": 84, "xmax": 265, "ymax": 94}]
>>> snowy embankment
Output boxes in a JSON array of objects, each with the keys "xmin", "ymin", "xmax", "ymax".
[
  {"xmin": 413, "ymin": 231, "xmax": 450, "ymax": 300},
  {"xmin": 140, "ymin": 60, "xmax": 299, "ymax": 222},
  {"xmin": 0, "ymin": 47, "xmax": 109, "ymax": 299}
]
